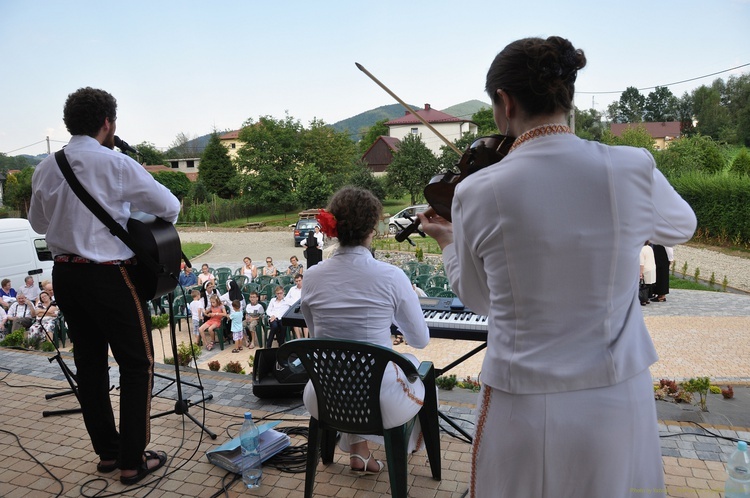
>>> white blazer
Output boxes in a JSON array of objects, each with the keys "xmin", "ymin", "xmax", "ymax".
[{"xmin": 443, "ymin": 133, "xmax": 696, "ymax": 394}]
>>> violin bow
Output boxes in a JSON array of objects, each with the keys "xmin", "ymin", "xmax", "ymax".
[{"xmin": 355, "ymin": 62, "xmax": 462, "ymax": 156}]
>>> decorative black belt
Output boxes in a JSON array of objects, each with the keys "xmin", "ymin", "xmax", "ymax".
[{"xmin": 54, "ymin": 254, "xmax": 137, "ymax": 265}]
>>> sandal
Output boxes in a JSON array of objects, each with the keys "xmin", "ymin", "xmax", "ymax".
[
  {"xmin": 232, "ymin": 349, "xmax": 240, "ymax": 353},
  {"xmin": 207, "ymin": 342, "xmax": 214, "ymax": 351},
  {"xmin": 350, "ymin": 452, "xmax": 384, "ymax": 476},
  {"xmin": 392, "ymin": 335, "xmax": 404, "ymax": 346},
  {"xmin": 96, "ymin": 459, "xmax": 119, "ymax": 473},
  {"xmin": 120, "ymin": 450, "xmax": 167, "ymax": 485}
]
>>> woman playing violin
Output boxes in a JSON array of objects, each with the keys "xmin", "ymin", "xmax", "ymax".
[{"xmin": 419, "ymin": 36, "xmax": 696, "ymax": 498}]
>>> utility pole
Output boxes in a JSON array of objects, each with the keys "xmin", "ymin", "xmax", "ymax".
[{"xmin": 46, "ymin": 136, "xmax": 50, "ymax": 155}]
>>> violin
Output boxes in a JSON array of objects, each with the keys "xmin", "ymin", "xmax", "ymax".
[{"xmin": 394, "ymin": 133, "xmax": 515, "ymax": 243}]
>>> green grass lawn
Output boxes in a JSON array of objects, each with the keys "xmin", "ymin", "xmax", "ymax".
[{"xmin": 182, "ymin": 242, "xmax": 211, "ymax": 261}]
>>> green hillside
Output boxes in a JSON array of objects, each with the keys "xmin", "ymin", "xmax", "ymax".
[
  {"xmin": 331, "ymin": 103, "xmax": 417, "ymax": 141},
  {"xmin": 441, "ymin": 99, "xmax": 491, "ymax": 120}
]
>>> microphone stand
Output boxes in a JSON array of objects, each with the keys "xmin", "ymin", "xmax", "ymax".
[
  {"xmin": 41, "ymin": 305, "xmax": 90, "ymax": 417},
  {"xmin": 149, "ymin": 264, "xmax": 217, "ymax": 439}
]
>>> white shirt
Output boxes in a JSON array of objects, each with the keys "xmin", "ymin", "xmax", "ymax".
[
  {"xmin": 29, "ymin": 135, "xmax": 180, "ymax": 261},
  {"xmin": 21, "ymin": 283, "xmax": 40, "ymax": 303},
  {"xmin": 283, "ymin": 285, "xmax": 302, "ymax": 306},
  {"xmin": 266, "ymin": 296, "xmax": 290, "ymax": 320},
  {"xmin": 301, "ymin": 232, "xmax": 324, "ymax": 248},
  {"xmin": 444, "ymin": 133, "xmax": 696, "ymax": 394},
  {"xmin": 8, "ymin": 301, "xmax": 33, "ymax": 319},
  {"xmin": 300, "ymin": 245, "xmax": 429, "ymax": 350},
  {"xmin": 640, "ymin": 245, "xmax": 657, "ymax": 284},
  {"xmin": 188, "ymin": 299, "xmax": 204, "ymax": 322},
  {"xmin": 245, "ymin": 303, "xmax": 264, "ymax": 316}
]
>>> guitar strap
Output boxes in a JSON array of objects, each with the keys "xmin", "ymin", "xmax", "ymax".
[{"xmin": 54, "ymin": 149, "xmax": 164, "ymax": 276}]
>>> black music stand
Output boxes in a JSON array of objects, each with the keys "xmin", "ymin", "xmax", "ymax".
[{"xmin": 149, "ymin": 291, "xmax": 217, "ymax": 439}]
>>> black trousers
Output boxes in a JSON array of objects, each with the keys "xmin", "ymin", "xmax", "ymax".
[
  {"xmin": 266, "ymin": 319, "xmax": 286, "ymax": 347},
  {"xmin": 53, "ymin": 262, "xmax": 154, "ymax": 470}
]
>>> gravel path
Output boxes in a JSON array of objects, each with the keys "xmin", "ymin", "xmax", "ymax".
[
  {"xmin": 673, "ymin": 245, "xmax": 750, "ymax": 292},
  {"xmin": 178, "ymin": 228, "xmax": 750, "ymax": 292}
]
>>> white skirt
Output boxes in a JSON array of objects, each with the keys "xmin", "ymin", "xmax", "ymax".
[
  {"xmin": 303, "ymin": 353, "xmax": 426, "ymax": 453},
  {"xmin": 471, "ymin": 368, "xmax": 664, "ymax": 498}
]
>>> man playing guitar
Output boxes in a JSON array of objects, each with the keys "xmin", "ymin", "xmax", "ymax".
[{"xmin": 29, "ymin": 87, "xmax": 180, "ymax": 485}]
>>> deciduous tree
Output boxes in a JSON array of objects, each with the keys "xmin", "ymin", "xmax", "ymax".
[
  {"xmin": 152, "ymin": 171, "xmax": 192, "ymax": 199},
  {"xmin": 199, "ymin": 132, "xmax": 237, "ymax": 199},
  {"xmin": 358, "ymin": 118, "xmax": 390, "ymax": 155},
  {"xmin": 644, "ymin": 86, "xmax": 678, "ymax": 122},
  {"xmin": 471, "ymin": 107, "xmax": 499, "ymax": 136},
  {"xmin": 235, "ymin": 115, "xmax": 302, "ymax": 211}
]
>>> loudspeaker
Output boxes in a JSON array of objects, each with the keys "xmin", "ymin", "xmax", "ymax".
[{"xmin": 252, "ymin": 347, "xmax": 307, "ymax": 399}]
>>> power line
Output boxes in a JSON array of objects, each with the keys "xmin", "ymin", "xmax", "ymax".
[
  {"xmin": 578, "ymin": 62, "xmax": 750, "ymax": 95},
  {"xmin": 2, "ymin": 139, "xmax": 47, "ymax": 155}
]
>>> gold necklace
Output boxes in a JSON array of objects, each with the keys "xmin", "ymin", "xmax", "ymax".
[{"xmin": 509, "ymin": 123, "xmax": 573, "ymax": 152}]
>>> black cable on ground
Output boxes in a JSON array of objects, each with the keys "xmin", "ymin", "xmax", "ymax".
[{"xmin": 0, "ymin": 428, "xmax": 64, "ymax": 498}]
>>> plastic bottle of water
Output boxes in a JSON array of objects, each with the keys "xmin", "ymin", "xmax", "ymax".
[
  {"xmin": 240, "ymin": 412, "xmax": 262, "ymax": 488},
  {"xmin": 726, "ymin": 440, "xmax": 750, "ymax": 498}
]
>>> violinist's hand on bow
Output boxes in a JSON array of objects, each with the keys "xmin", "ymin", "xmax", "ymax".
[{"xmin": 418, "ymin": 210, "xmax": 453, "ymax": 250}]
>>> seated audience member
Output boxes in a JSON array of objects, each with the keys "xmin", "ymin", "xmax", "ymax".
[
  {"xmin": 243, "ymin": 291, "xmax": 264, "ymax": 349},
  {"xmin": 283, "ymin": 274, "xmax": 307, "ymax": 339},
  {"xmin": 286, "ymin": 256, "xmax": 304, "ymax": 275},
  {"xmin": 0, "ymin": 306, "xmax": 7, "ymax": 337},
  {"xmin": 221, "ymin": 279, "xmax": 245, "ymax": 310},
  {"xmin": 241, "ymin": 257, "xmax": 258, "ymax": 280},
  {"xmin": 27, "ymin": 291, "xmax": 58, "ymax": 339},
  {"xmin": 265, "ymin": 286, "xmax": 290, "ymax": 347},
  {"xmin": 40, "ymin": 280, "xmax": 54, "ymax": 301},
  {"xmin": 198, "ymin": 295, "xmax": 226, "ymax": 351},
  {"xmin": 21, "ymin": 276, "xmax": 41, "ymax": 304},
  {"xmin": 7, "ymin": 293, "xmax": 34, "ymax": 333},
  {"xmin": 197, "ymin": 264, "xmax": 215, "ymax": 286},
  {"xmin": 179, "ymin": 266, "xmax": 198, "ymax": 287},
  {"xmin": 262, "ymin": 257, "xmax": 278, "ymax": 277},
  {"xmin": 201, "ymin": 281, "xmax": 220, "ymax": 313},
  {"xmin": 0, "ymin": 279, "xmax": 17, "ymax": 311}
]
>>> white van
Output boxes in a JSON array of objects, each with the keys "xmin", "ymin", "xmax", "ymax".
[
  {"xmin": 0, "ymin": 218, "xmax": 53, "ymax": 295},
  {"xmin": 388, "ymin": 204, "xmax": 429, "ymax": 234}
]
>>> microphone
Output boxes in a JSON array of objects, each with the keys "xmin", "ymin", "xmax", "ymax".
[{"xmin": 114, "ymin": 135, "xmax": 138, "ymax": 155}]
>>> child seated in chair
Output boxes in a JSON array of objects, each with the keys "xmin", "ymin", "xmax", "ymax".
[{"xmin": 199, "ymin": 295, "xmax": 226, "ymax": 351}]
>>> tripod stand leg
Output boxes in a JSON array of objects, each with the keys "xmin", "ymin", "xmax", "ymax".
[{"xmin": 149, "ymin": 291, "xmax": 216, "ymax": 438}]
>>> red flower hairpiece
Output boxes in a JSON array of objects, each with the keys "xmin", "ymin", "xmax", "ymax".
[{"xmin": 317, "ymin": 209, "xmax": 338, "ymax": 238}]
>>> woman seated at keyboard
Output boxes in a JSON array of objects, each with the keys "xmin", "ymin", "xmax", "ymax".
[{"xmin": 300, "ymin": 186, "xmax": 430, "ymax": 475}]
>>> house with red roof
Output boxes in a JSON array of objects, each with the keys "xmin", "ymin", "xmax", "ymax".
[
  {"xmin": 385, "ymin": 104, "xmax": 477, "ymax": 155},
  {"xmin": 610, "ymin": 121, "xmax": 681, "ymax": 150},
  {"xmin": 361, "ymin": 136, "xmax": 400, "ymax": 176},
  {"xmin": 219, "ymin": 130, "xmax": 241, "ymax": 158}
]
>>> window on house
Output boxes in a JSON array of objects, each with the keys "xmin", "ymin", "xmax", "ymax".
[
  {"xmin": 231, "ymin": 143, "xmax": 236, "ymax": 149},
  {"xmin": 410, "ymin": 128, "xmax": 418, "ymax": 135},
  {"xmin": 170, "ymin": 161, "xmax": 178, "ymax": 169},
  {"xmin": 186, "ymin": 160, "xmax": 195, "ymax": 168}
]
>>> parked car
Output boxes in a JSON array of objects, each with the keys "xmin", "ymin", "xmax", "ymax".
[
  {"xmin": 388, "ymin": 205, "xmax": 428, "ymax": 234},
  {"xmin": 293, "ymin": 218, "xmax": 320, "ymax": 246}
]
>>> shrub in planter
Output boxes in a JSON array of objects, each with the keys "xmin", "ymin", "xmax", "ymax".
[
  {"xmin": 208, "ymin": 360, "xmax": 221, "ymax": 372},
  {"xmin": 722, "ymin": 385, "xmax": 734, "ymax": 399},
  {"xmin": 222, "ymin": 361, "xmax": 245, "ymax": 374},
  {"xmin": 176, "ymin": 342, "xmax": 201, "ymax": 367},
  {"xmin": 436, "ymin": 374, "xmax": 457, "ymax": 390}
]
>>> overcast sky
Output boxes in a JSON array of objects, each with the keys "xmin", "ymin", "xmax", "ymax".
[{"xmin": 1, "ymin": 0, "xmax": 748, "ymax": 157}]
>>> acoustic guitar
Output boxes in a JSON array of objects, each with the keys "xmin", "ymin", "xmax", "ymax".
[{"xmin": 127, "ymin": 211, "xmax": 182, "ymax": 301}]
